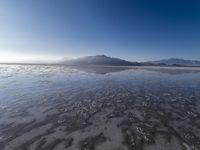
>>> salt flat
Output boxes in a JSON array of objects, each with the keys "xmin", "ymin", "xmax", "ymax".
[{"xmin": 0, "ymin": 65, "xmax": 200, "ymax": 150}]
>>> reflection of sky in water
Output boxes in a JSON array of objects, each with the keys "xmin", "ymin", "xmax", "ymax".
[{"xmin": 0, "ymin": 65, "xmax": 200, "ymax": 106}]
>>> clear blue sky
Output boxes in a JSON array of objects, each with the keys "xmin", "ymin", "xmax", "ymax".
[{"xmin": 0, "ymin": 0, "xmax": 200, "ymax": 62}]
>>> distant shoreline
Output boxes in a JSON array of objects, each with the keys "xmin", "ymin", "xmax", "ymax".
[{"xmin": 1, "ymin": 63, "xmax": 200, "ymax": 71}]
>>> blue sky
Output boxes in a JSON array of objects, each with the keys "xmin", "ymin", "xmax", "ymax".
[{"xmin": 0, "ymin": 0, "xmax": 200, "ymax": 62}]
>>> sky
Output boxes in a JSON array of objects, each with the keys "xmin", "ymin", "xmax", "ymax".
[{"xmin": 0, "ymin": 0, "xmax": 200, "ymax": 62}]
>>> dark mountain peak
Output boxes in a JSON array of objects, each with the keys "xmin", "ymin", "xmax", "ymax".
[
  {"xmin": 95, "ymin": 54, "xmax": 107, "ymax": 57},
  {"xmin": 83, "ymin": 55, "xmax": 109, "ymax": 59},
  {"xmin": 168, "ymin": 58, "xmax": 181, "ymax": 60},
  {"xmin": 63, "ymin": 55, "xmax": 140, "ymax": 66}
]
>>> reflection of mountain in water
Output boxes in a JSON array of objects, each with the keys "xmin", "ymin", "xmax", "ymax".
[
  {"xmin": 70, "ymin": 65, "xmax": 200, "ymax": 75},
  {"xmin": 70, "ymin": 65, "xmax": 131, "ymax": 74},
  {"xmin": 141, "ymin": 67, "xmax": 200, "ymax": 75}
]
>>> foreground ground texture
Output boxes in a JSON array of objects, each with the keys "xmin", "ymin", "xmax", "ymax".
[{"xmin": 0, "ymin": 65, "xmax": 200, "ymax": 150}]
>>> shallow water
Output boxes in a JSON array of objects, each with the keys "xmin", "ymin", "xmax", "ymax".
[{"xmin": 0, "ymin": 65, "xmax": 200, "ymax": 150}]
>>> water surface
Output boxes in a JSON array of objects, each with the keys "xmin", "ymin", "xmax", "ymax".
[{"xmin": 0, "ymin": 65, "xmax": 200, "ymax": 150}]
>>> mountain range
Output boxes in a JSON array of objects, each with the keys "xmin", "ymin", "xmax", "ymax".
[
  {"xmin": 62, "ymin": 55, "xmax": 200, "ymax": 67},
  {"xmin": 63, "ymin": 55, "xmax": 140, "ymax": 66},
  {"xmin": 148, "ymin": 58, "xmax": 200, "ymax": 66}
]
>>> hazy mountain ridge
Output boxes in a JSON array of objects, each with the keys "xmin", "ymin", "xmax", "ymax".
[
  {"xmin": 148, "ymin": 58, "xmax": 200, "ymax": 66},
  {"xmin": 63, "ymin": 55, "xmax": 140, "ymax": 66},
  {"xmin": 62, "ymin": 55, "xmax": 200, "ymax": 67},
  {"xmin": 3, "ymin": 55, "xmax": 200, "ymax": 67}
]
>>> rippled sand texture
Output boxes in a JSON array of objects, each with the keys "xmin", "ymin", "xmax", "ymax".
[{"xmin": 0, "ymin": 65, "xmax": 200, "ymax": 150}]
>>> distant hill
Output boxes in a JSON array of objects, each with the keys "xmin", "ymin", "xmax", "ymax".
[
  {"xmin": 60, "ymin": 55, "xmax": 200, "ymax": 67},
  {"xmin": 148, "ymin": 58, "xmax": 200, "ymax": 66},
  {"xmin": 62, "ymin": 55, "xmax": 140, "ymax": 66}
]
